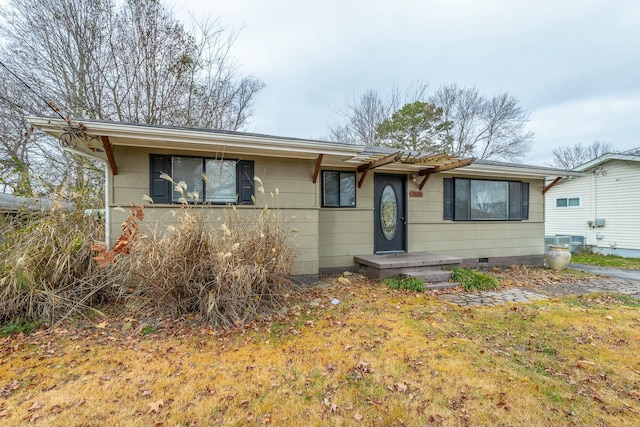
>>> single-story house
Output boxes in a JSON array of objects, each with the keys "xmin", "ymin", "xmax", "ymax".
[
  {"xmin": 28, "ymin": 117, "xmax": 579, "ymax": 278},
  {"xmin": 545, "ymin": 150, "xmax": 640, "ymax": 258}
]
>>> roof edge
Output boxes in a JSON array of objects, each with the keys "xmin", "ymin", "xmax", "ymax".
[
  {"xmin": 460, "ymin": 159, "xmax": 584, "ymax": 178},
  {"xmin": 575, "ymin": 153, "xmax": 640, "ymax": 171},
  {"xmin": 27, "ymin": 116, "xmax": 364, "ymax": 155}
]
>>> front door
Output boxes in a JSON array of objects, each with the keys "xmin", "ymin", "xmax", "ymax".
[{"xmin": 374, "ymin": 174, "xmax": 407, "ymax": 253}]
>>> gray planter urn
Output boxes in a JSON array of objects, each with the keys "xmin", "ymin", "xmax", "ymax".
[{"xmin": 545, "ymin": 245, "xmax": 571, "ymax": 270}]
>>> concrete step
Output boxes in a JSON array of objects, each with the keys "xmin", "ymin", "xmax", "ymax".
[
  {"xmin": 354, "ymin": 252, "xmax": 462, "ymax": 280},
  {"xmin": 355, "ymin": 252, "xmax": 462, "ymax": 269},
  {"xmin": 406, "ymin": 270, "xmax": 453, "ymax": 283},
  {"xmin": 424, "ymin": 281, "xmax": 460, "ymax": 290}
]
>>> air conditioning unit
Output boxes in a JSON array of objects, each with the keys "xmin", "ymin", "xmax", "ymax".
[{"xmin": 545, "ymin": 235, "xmax": 570, "ymax": 250}]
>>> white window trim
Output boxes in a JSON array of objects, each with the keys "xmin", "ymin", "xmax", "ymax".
[{"xmin": 555, "ymin": 196, "xmax": 581, "ymax": 208}]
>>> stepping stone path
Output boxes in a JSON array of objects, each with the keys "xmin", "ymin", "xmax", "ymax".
[{"xmin": 440, "ymin": 278, "xmax": 640, "ymax": 307}]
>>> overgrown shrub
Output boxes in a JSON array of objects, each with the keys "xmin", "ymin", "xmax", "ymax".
[
  {"xmin": 126, "ymin": 180, "xmax": 295, "ymax": 327},
  {"xmin": 451, "ymin": 267, "xmax": 500, "ymax": 291},
  {"xmin": 0, "ymin": 205, "xmax": 124, "ymax": 323},
  {"xmin": 382, "ymin": 275, "xmax": 426, "ymax": 292}
]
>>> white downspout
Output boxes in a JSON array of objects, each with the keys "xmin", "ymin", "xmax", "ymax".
[
  {"xmin": 59, "ymin": 146, "xmax": 111, "ymax": 248},
  {"xmin": 590, "ymin": 171, "xmax": 595, "ymax": 223},
  {"xmin": 104, "ymin": 162, "xmax": 110, "ymax": 249}
]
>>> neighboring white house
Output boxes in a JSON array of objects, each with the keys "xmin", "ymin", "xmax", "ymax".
[{"xmin": 544, "ymin": 150, "xmax": 640, "ymax": 257}]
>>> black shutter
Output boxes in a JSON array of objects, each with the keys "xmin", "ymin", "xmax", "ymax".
[
  {"xmin": 443, "ymin": 178, "xmax": 454, "ymax": 220},
  {"xmin": 454, "ymin": 178, "xmax": 471, "ymax": 220},
  {"xmin": 150, "ymin": 155, "xmax": 172, "ymax": 203},
  {"xmin": 509, "ymin": 181, "xmax": 523, "ymax": 220},
  {"xmin": 522, "ymin": 182, "xmax": 530, "ymax": 220},
  {"xmin": 236, "ymin": 160, "xmax": 254, "ymax": 205}
]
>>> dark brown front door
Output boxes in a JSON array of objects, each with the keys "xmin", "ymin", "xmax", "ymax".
[{"xmin": 374, "ymin": 174, "xmax": 407, "ymax": 253}]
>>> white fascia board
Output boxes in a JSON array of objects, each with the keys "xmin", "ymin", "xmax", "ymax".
[
  {"xmin": 575, "ymin": 154, "xmax": 640, "ymax": 171},
  {"xmin": 452, "ymin": 163, "xmax": 585, "ymax": 179},
  {"xmin": 27, "ymin": 117, "xmax": 362, "ymax": 159}
]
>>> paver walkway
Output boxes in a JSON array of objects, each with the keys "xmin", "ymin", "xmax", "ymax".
[{"xmin": 441, "ymin": 277, "xmax": 640, "ymax": 307}]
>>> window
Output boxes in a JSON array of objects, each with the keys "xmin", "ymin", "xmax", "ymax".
[
  {"xmin": 149, "ymin": 155, "xmax": 254, "ymax": 204},
  {"xmin": 322, "ymin": 171, "xmax": 356, "ymax": 207},
  {"xmin": 555, "ymin": 197, "xmax": 580, "ymax": 208},
  {"xmin": 444, "ymin": 178, "xmax": 529, "ymax": 221}
]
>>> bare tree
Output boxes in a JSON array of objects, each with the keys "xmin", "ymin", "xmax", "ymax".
[
  {"xmin": 0, "ymin": 0, "xmax": 264, "ymax": 200},
  {"xmin": 330, "ymin": 82, "xmax": 534, "ymax": 161},
  {"xmin": 328, "ymin": 81, "xmax": 429, "ymax": 145},
  {"xmin": 429, "ymin": 84, "xmax": 533, "ymax": 161},
  {"xmin": 549, "ymin": 141, "xmax": 616, "ymax": 170},
  {"xmin": 1, "ymin": 0, "xmax": 264, "ymax": 128},
  {"xmin": 0, "ymin": 78, "xmax": 35, "ymax": 195},
  {"xmin": 0, "ymin": 65, "xmax": 104, "ymax": 200}
]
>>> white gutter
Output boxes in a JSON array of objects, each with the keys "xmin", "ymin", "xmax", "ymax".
[
  {"xmin": 27, "ymin": 117, "xmax": 363, "ymax": 158},
  {"xmin": 452, "ymin": 163, "xmax": 585, "ymax": 179},
  {"xmin": 576, "ymin": 153, "xmax": 640, "ymax": 171}
]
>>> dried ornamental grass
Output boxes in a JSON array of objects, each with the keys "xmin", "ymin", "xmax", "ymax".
[
  {"xmin": 127, "ymin": 178, "xmax": 295, "ymax": 327},
  {"xmin": 0, "ymin": 207, "xmax": 124, "ymax": 323}
]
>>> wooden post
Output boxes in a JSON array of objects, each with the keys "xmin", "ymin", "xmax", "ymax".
[
  {"xmin": 100, "ymin": 135, "xmax": 118, "ymax": 175},
  {"xmin": 312, "ymin": 154, "xmax": 323, "ymax": 183},
  {"xmin": 419, "ymin": 171, "xmax": 432, "ymax": 190},
  {"xmin": 543, "ymin": 177, "xmax": 563, "ymax": 194}
]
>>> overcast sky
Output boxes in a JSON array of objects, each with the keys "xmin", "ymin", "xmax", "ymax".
[{"xmin": 174, "ymin": 0, "xmax": 640, "ymax": 165}]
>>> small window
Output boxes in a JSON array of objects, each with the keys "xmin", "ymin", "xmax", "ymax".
[
  {"xmin": 322, "ymin": 171, "xmax": 356, "ymax": 207},
  {"xmin": 556, "ymin": 197, "xmax": 580, "ymax": 208}
]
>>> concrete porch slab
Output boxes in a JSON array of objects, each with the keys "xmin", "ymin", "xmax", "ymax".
[{"xmin": 354, "ymin": 252, "xmax": 462, "ymax": 269}]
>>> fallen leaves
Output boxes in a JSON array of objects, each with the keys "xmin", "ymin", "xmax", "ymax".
[
  {"xmin": 1, "ymin": 271, "xmax": 639, "ymax": 427},
  {"xmin": 395, "ymin": 382, "xmax": 408, "ymax": 393},
  {"xmin": 95, "ymin": 321, "xmax": 108, "ymax": 329},
  {"xmin": 0, "ymin": 380, "xmax": 19, "ymax": 397},
  {"xmin": 337, "ymin": 277, "xmax": 351, "ymax": 286},
  {"xmin": 351, "ymin": 360, "xmax": 373, "ymax": 380},
  {"xmin": 148, "ymin": 399, "xmax": 164, "ymax": 414},
  {"xmin": 576, "ymin": 359, "xmax": 596, "ymax": 368}
]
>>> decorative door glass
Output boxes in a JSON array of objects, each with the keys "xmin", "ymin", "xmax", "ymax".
[{"xmin": 380, "ymin": 185, "xmax": 397, "ymax": 240}]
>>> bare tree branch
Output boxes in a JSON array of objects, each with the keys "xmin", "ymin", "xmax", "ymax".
[
  {"xmin": 430, "ymin": 85, "xmax": 533, "ymax": 161},
  {"xmin": 0, "ymin": 0, "xmax": 264, "ymax": 200},
  {"xmin": 549, "ymin": 140, "xmax": 617, "ymax": 170}
]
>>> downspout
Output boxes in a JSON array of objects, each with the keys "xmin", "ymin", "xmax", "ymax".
[
  {"xmin": 59, "ymin": 147, "xmax": 111, "ymax": 248},
  {"xmin": 105, "ymin": 162, "xmax": 110, "ymax": 249},
  {"xmin": 590, "ymin": 170, "xmax": 595, "ymax": 223}
]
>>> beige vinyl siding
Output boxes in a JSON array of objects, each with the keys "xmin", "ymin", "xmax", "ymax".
[
  {"xmin": 109, "ymin": 145, "xmax": 553, "ymax": 273},
  {"xmin": 546, "ymin": 160, "xmax": 640, "ymax": 251},
  {"xmin": 407, "ymin": 174, "xmax": 545, "ymax": 258},
  {"xmin": 108, "ymin": 146, "xmax": 320, "ymax": 275},
  {"xmin": 319, "ymin": 172, "xmax": 545, "ymax": 268},
  {"xmin": 319, "ymin": 209, "xmax": 373, "ymax": 268},
  {"xmin": 318, "ymin": 172, "xmax": 373, "ymax": 269}
]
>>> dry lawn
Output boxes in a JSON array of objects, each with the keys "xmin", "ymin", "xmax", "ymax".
[{"xmin": 1, "ymin": 270, "xmax": 639, "ymax": 426}]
